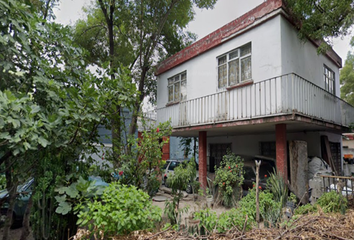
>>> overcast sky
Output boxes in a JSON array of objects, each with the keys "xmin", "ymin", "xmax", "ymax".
[{"xmin": 54, "ymin": 0, "xmax": 352, "ymax": 64}]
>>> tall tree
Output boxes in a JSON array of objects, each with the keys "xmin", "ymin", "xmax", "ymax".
[
  {"xmin": 340, "ymin": 43, "xmax": 354, "ymax": 106},
  {"xmin": 0, "ymin": 0, "xmax": 135, "ymax": 239},
  {"xmin": 74, "ymin": 0, "xmax": 217, "ymax": 144},
  {"xmin": 285, "ymin": 0, "xmax": 354, "ymax": 51}
]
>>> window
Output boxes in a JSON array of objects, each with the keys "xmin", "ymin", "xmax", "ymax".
[
  {"xmin": 259, "ymin": 142, "xmax": 276, "ymax": 158},
  {"xmin": 323, "ymin": 65, "xmax": 335, "ymax": 94},
  {"xmin": 218, "ymin": 42, "xmax": 252, "ymax": 88},
  {"xmin": 168, "ymin": 71, "xmax": 187, "ymax": 103}
]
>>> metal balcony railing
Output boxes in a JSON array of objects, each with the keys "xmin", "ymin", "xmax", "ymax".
[{"xmin": 157, "ymin": 73, "xmax": 354, "ymax": 128}]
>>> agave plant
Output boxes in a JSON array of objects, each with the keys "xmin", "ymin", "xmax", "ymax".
[{"xmin": 266, "ymin": 171, "xmax": 288, "ymax": 207}]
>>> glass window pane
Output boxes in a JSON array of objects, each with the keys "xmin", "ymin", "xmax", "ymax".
[
  {"xmin": 241, "ymin": 43, "xmax": 251, "ymax": 57},
  {"xmin": 218, "ymin": 65, "xmax": 227, "ymax": 88},
  {"xmin": 168, "ymin": 86, "xmax": 174, "ymax": 102},
  {"xmin": 323, "ymin": 66, "xmax": 335, "ymax": 94},
  {"xmin": 174, "ymin": 82, "xmax": 180, "ymax": 101},
  {"xmin": 241, "ymin": 56, "xmax": 251, "ymax": 81},
  {"xmin": 228, "ymin": 59, "xmax": 239, "ymax": 86},
  {"xmin": 229, "ymin": 50, "xmax": 238, "ymax": 60},
  {"xmin": 180, "ymin": 80, "xmax": 187, "ymax": 100},
  {"xmin": 218, "ymin": 56, "xmax": 226, "ymax": 65},
  {"xmin": 181, "ymin": 72, "xmax": 186, "ymax": 81},
  {"xmin": 174, "ymin": 76, "xmax": 179, "ymax": 82},
  {"xmin": 168, "ymin": 78, "xmax": 173, "ymax": 85}
]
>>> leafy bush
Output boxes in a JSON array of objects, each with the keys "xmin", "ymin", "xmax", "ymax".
[
  {"xmin": 295, "ymin": 191, "xmax": 348, "ymax": 215},
  {"xmin": 316, "ymin": 191, "xmax": 347, "ymax": 214},
  {"xmin": 55, "ymin": 175, "xmax": 106, "ymax": 215},
  {"xmin": 193, "ymin": 208, "xmax": 218, "ymax": 234},
  {"xmin": 115, "ymin": 121, "xmax": 172, "ymax": 195},
  {"xmin": 193, "ymin": 207, "xmax": 253, "ymax": 234},
  {"xmin": 167, "ymin": 159, "xmax": 197, "ymax": 193},
  {"xmin": 77, "ymin": 182, "xmax": 161, "ymax": 237},
  {"xmin": 238, "ymin": 187, "xmax": 282, "ymax": 227},
  {"xmin": 294, "ymin": 203, "xmax": 316, "ymax": 215},
  {"xmin": 214, "ymin": 151, "xmax": 244, "ymax": 207},
  {"xmin": 218, "ymin": 208, "xmax": 253, "ymax": 232},
  {"xmin": 165, "ymin": 159, "xmax": 196, "ymax": 225}
]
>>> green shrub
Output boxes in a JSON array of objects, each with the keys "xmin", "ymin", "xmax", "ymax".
[
  {"xmin": 218, "ymin": 208, "xmax": 253, "ymax": 232},
  {"xmin": 295, "ymin": 191, "xmax": 348, "ymax": 215},
  {"xmin": 193, "ymin": 207, "xmax": 253, "ymax": 234},
  {"xmin": 193, "ymin": 208, "xmax": 217, "ymax": 234},
  {"xmin": 316, "ymin": 191, "xmax": 347, "ymax": 214},
  {"xmin": 214, "ymin": 151, "xmax": 244, "ymax": 207},
  {"xmin": 238, "ymin": 187, "xmax": 282, "ymax": 227},
  {"xmin": 77, "ymin": 182, "xmax": 161, "ymax": 237},
  {"xmin": 294, "ymin": 203, "xmax": 316, "ymax": 215}
]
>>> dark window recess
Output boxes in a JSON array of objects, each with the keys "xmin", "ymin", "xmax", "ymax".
[
  {"xmin": 209, "ymin": 143, "xmax": 231, "ymax": 173},
  {"xmin": 330, "ymin": 142, "xmax": 341, "ymax": 174},
  {"xmin": 259, "ymin": 142, "xmax": 276, "ymax": 158}
]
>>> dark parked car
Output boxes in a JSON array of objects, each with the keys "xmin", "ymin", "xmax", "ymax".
[
  {"xmin": 241, "ymin": 155, "xmax": 276, "ymax": 195},
  {"xmin": 0, "ymin": 178, "xmax": 34, "ymax": 226}
]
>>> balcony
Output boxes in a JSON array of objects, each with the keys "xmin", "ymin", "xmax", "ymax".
[{"xmin": 157, "ymin": 73, "xmax": 354, "ymax": 129}]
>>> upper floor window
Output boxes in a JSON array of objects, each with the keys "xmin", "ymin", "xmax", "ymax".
[
  {"xmin": 218, "ymin": 42, "xmax": 252, "ymax": 88},
  {"xmin": 323, "ymin": 65, "xmax": 335, "ymax": 94},
  {"xmin": 168, "ymin": 71, "xmax": 187, "ymax": 103}
]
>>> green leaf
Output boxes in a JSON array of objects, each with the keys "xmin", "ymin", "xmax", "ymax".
[
  {"xmin": 38, "ymin": 137, "xmax": 49, "ymax": 147},
  {"xmin": 66, "ymin": 184, "xmax": 79, "ymax": 198},
  {"xmin": 30, "ymin": 105, "xmax": 40, "ymax": 114},
  {"xmin": 55, "ymin": 201, "xmax": 72, "ymax": 215}
]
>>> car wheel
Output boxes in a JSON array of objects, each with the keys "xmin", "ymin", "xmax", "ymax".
[{"xmin": 186, "ymin": 184, "xmax": 192, "ymax": 194}]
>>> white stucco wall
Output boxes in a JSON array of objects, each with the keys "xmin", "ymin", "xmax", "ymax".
[
  {"xmin": 157, "ymin": 15, "xmax": 283, "ymax": 109},
  {"xmin": 157, "ymin": 15, "xmax": 341, "ymax": 109},
  {"xmin": 280, "ymin": 17, "xmax": 340, "ymax": 97}
]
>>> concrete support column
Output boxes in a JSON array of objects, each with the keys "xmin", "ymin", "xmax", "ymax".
[
  {"xmin": 198, "ymin": 131, "xmax": 207, "ymax": 189},
  {"xmin": 276, "ymin": 124, "xmax": 287, "ymax": 183}
]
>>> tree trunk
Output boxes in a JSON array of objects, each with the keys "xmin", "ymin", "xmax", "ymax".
[
  {"xmin": 111, "ymin": 105, "xmax": 121, "ymax": 167},
  {"xmin": 128, "ymin": 66, "xmax": 148, "ymax": 136},
  {"xmin": 20, "ymin": 192, "xmax": 33, "ymax": 240},
  {"xmin": 2, "ymin": 159, "xmax": 17, "ymax": 240},
  {"xmin": 98, "ymin": 0, "xmax": 121, "ymax": 160}
]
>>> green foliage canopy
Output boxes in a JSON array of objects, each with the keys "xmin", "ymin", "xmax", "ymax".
[
  {"xmin": 340, "ymin": 50, "xmax": 354, "ymax": 106},
  {"xmin": 285, "ymin": 0, "xmax": 354, "ymax": 51}
]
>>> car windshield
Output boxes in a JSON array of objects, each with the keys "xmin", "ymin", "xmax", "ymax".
[
  {"xmin": 168, "ymin": 161, "xmax": 180, "ymax": 171},
  {"xmin": 163, "ymin": 161, "xmax": 170, "ymax": 170}
]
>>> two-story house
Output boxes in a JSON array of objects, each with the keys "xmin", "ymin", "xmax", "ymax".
[{"xmin": 155, "ymin": 0, "xmax": 354, "ymax": 188}]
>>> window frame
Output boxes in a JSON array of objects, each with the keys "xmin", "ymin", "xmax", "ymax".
[
  {"xmin": 323, "ymin": 65, "xmax": 335, "ymax": 94},
  {"xmin": 167, "ymin": 71, "xmax": 187, "ymax": 103},
  {"xmin": 217, "ymin": 42, "xmax": 252, "ymax": 89}
]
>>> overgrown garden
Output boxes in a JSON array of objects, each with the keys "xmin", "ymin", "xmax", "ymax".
[{"xmin": 1, "ymin": 0, "xmax": 354, "ymax": 240}]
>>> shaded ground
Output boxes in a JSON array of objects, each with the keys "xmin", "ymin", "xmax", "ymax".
[{"xmin": 0, "ymin": 227, "xmax": 34, "ymax": 240}]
